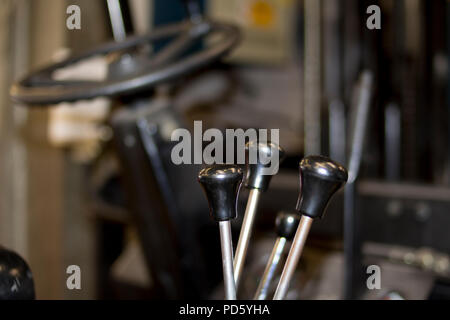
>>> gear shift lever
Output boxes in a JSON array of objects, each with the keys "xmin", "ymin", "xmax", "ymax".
[
  {"xmin": 254, "ymin": 212, "xmax": 300, "ymax": 300},
  {"xmin": 273, "ymin": 155, "xmax": 347, "ymax": 300},
  {"xmin": 198, "ymin": 165, "xmax": 243, "ymax": 300},
  {"xmin": 234, "ymin": 141, "xmax": 284, "ymax": 289}
]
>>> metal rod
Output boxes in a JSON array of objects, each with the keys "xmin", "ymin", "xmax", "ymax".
[
  {"xmin": 347, "ymin": 71, "xmax": 373, "ymax": 184},
  {"xmin": 145, "ymin": 32, "xmax": 194, "ymax": 70},
  {"xmin": 304, "ymin": 0, "xmax": 322, "ymax": 155},
  {"xmin": 182, "ymin": 0, "xmax": 202, "ymax": 23},
  {"xmin": 107, "ymin": 0, "xmax": 127, "ymax": 42},
  {"xmin": 219, "ymin": 221, "xmax": 236, "ymax": 300},
  {"xmin": 329, "ymin": 99, "xmax": 346, "ymax": 164},
  {"xmin": 273, "ymin": 215, "xmax": 313, "ymax": 300},
  {"xmin": 384, "ymin": 103, "xmax": 401, "ymax": 181},
  {"xmin": 343, "ymin": 70, "xmax": 373, "ymax": 299},
  {"xmin": 343, "ymin": 181, "xmax": 359, "ymax": 299},
  {"xmin": 254, "ymin": 237, "xmax": 287, "ymax": 300},
  {"xmin": 234, "ymin": 189, "xmax": 261, "ymax": 288},
  {"xmin": 447, "ymin": 0, "xmax": 450, "ymax": 185},
  {"xmin": 324, "ymin": 0, "xmax": 345, "ymax": 164}
]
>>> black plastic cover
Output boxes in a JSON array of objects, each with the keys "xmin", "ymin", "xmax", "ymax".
[
  {"xmin": 245, "ymin": 141, "xmax": 285, "ymax": 192},
  {"xmin": 0, "ymin": 247, "xmax": 35, "ymax": 300},
  {"xmin": 275, "ymin": 212, "xmax": 301, "ymax": 240},
  {"xmin": 198, "ymin": 165, "xmax": 243, "ymax": 221},
  {"xmin": 296, "ymin": 155, "xmax": 348, "ymax": 219}
]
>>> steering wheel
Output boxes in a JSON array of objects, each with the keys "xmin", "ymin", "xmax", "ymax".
[{"xmin": 10, "ymin": 17, "xmax": 240, "ymax": 105}]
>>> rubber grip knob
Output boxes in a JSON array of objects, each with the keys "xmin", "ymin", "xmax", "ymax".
[
  {"xmin": 0, "ymin": 247, "xmax": 35, "ymax": 300},
  {"xmin": 198, "ymin": 165, "xmax": 243, "ymax": 221},
  {"xmin": 275, "ymin": 212, "xmax": 300, "ymax": 240},
  {"xmin": 245, "ymin": 141, "xmax": 285, "ymax": 192},
  {"xmin": 296, "ymin": 155, "xmax": 348, "ymax": 219}
]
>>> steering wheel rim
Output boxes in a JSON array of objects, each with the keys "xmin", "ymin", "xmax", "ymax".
[{"xmin": 10, "ymin": 20, "xmax": 240, "ymax": 105}]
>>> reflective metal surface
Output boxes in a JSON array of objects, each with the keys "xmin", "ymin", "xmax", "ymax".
[
  {"xmin": 233, "ymin": 188, "xmax": 260, "ymax": 288},
  {"xmin": 254, "ymin": 237, "xmax": 287, "ymax": 300},
  {"xmin": 273, "ymin": 215, "xmax": 313, "ymax": 300},
  {"xmin": 106, "ymin": 0, "xmax": 127, "ymax": 41},
  {"xmin": 275, "ymin": 212, "xmax": 300, "ymax": 240},
  {"xmin": 297, "ymin": 155, "xmax": 348, "ymax": 219},
  {"xmin": 219, "ymin": 221, "xmax": 237, "ymax": 300},
  {"xmin": 245, "ymin": 141, "xmax": 284, "ymax": 191},
  {"xmin": 198, "ymin": 165, "xmax": 243, "ymax": 222}
]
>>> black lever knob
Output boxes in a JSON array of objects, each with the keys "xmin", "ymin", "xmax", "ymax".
[
  {"xmin": 0, "ymin": 247, "xmax": 35, "ymax": 300},
  {"xmin": 198, "ymin": 165, "xmax": 243, "ymax": 222},
  {"xmin": 275, "ymin": 212, "xmax": 300, "ymax": 240},
  {"xmin": 245, "ymin": 141, "xmax": 285, "ymax": 192},
  {"xmin": 296, "ymin": 155, "xmax": 348, "ymax": 219}
]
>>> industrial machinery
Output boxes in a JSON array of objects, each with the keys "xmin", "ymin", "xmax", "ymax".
[
  {"xmin": 10, "ymin": 0, "xmax": 241, "ymax": 299},
  {"xmin": 5, "ymin": 0, "xmax": 450, "ymax": 301}
]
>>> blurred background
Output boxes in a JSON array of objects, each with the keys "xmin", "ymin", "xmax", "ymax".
[{"xmin": 0, "ymin": 0, "xmax": 448, "ymax": 299}]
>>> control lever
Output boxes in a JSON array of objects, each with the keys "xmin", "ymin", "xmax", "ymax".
[
  {"xmin": 254, "ymin": 212, "xmax": 300, "ymax": 300},
  {"xmin": 234, "ymin": 141, "xmax": 284, "ymax": 289},
  {"xmin": 198, "ymin": 165, "xmax": 243, "ymax": 300},
  {"xmin": 273, "ymin": 156, "xmax": 348, "ymax": 300}
]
